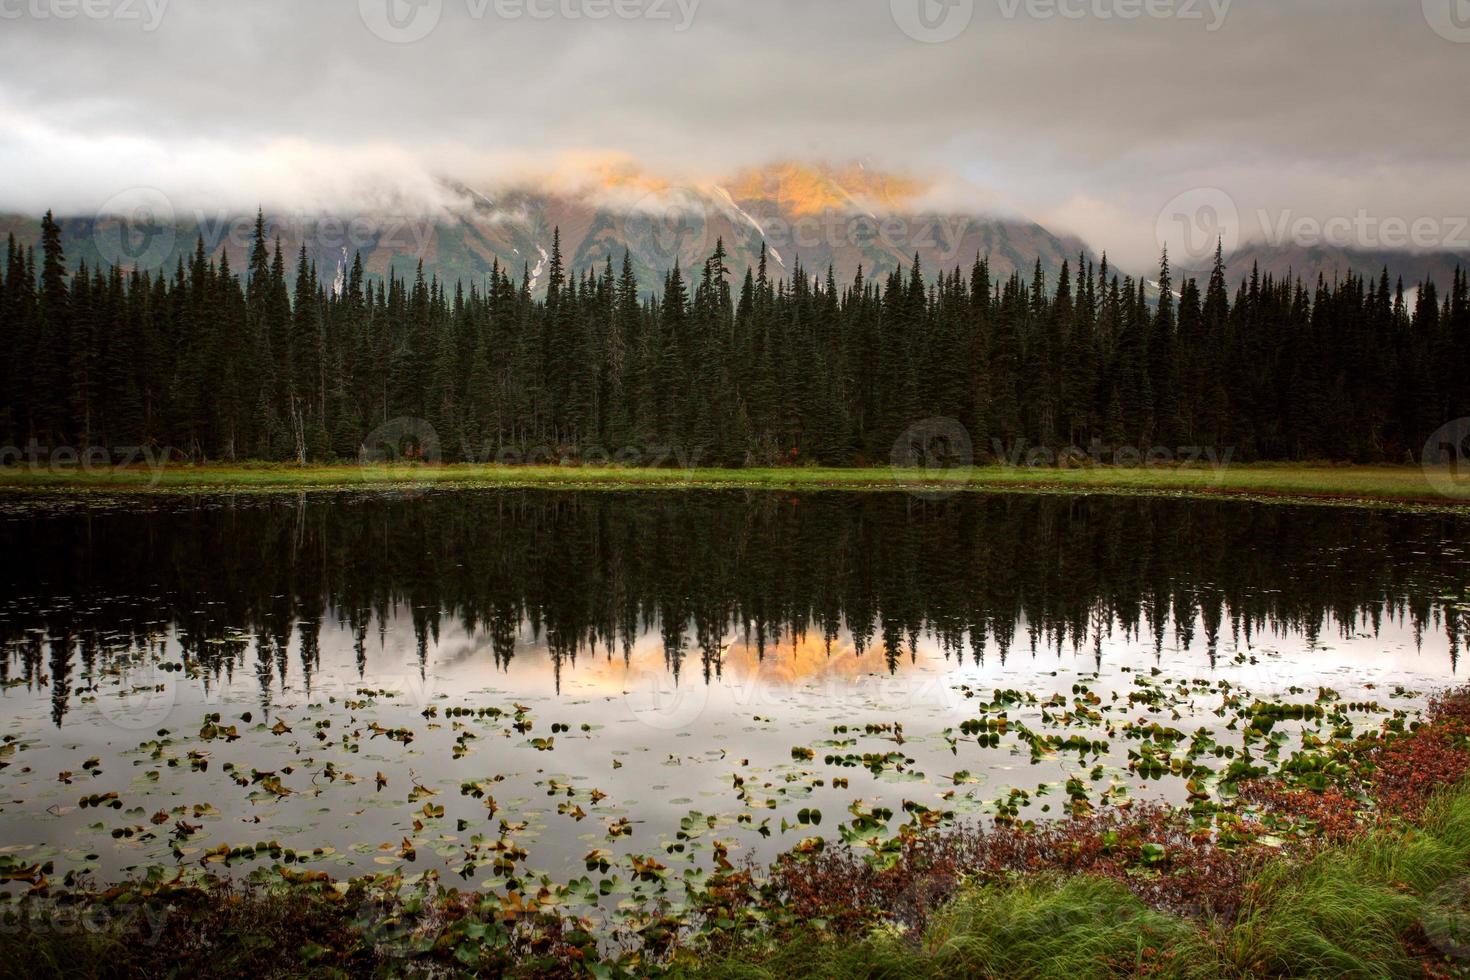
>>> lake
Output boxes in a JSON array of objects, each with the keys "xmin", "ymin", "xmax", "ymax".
[{"xmin": 2, "ymin": 489, "xmax": 1468, "ymax": 926}]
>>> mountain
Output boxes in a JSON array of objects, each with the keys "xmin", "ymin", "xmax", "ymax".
[
  {"xmin": 1180, "ymin": 242, "xmax": 1470, "ymax": 295},
  {"xmin": 11, "ymin": 165, "xmax": 1464, "ymax": 301},
  {"xmin": 0, "ymin": 163, "xmax": 1092, "ymax": 298}
]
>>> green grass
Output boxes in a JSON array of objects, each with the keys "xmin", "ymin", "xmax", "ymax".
[
  {"xmin": 1, "ymin": 461, "xmax": 1467, "ymax": 509},
  {"xmin": 1212, "ymin": 788, "xmax": 1470, "ymax": 978},
  {"xmin": 677, "ymin": 781, "xmax": 1470, "ymax": 979}
]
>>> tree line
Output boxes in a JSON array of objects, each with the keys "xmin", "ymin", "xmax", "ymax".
[{"xmin": 3, "ymin": 209, "xmax": 1468, "ymax": 464}]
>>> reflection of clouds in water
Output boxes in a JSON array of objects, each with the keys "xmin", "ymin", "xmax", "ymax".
[{"xmin": 415, "ymin": 618, "xmax": 975, "ymax": 713}]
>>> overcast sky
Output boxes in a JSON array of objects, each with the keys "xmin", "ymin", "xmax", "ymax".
[{"xmin": 0, "ymin": 0, "xmax": 1465, "ymax": 269}]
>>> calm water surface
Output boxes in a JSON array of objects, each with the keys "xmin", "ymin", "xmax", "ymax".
[{"xmin": 2, "ymin": 490, "xmax": 1468, "ymax": 916}]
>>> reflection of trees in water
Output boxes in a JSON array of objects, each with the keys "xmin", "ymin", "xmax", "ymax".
[{"xmin": 2, "ymin": 492, "xmax": 1467, "ymax": 726}]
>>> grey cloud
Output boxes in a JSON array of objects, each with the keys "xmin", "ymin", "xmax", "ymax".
[{"xmin": 0, "ymin": 0, "xmax": 1464, "ymax": 270}]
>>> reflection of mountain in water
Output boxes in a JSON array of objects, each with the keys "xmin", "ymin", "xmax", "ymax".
[{"xmin": 2, "ymin": 490, "xmax": 1468, "ymax": 725}]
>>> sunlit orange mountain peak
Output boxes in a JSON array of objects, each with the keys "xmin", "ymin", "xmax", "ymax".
[{"xmin": 724, "ymin": 161, "xmax": 927, "ymax": 217}]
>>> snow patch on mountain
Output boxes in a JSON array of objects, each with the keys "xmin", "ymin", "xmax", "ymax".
[
  {"xmin": 331, "ymin": 246, "xmax": 348, "ymax": 297},
  {"xmin": 528, "ymin": 244, "xmax": 549, "ymax": 293},
  {"xmin": 712, "ymin": 185, "xmax": 786, "ymax": 268}
]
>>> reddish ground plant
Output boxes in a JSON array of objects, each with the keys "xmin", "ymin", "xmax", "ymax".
[
  {"xmin": 1234, "ymin": 783, "xmax": 1364, "ymax": 844},
  {"xmin": 754, "ymin": 802, "xmax": 1274, "ymax": 937},
  {"xmin": 1370, "ymin": 688, "xmax": 1470, "ymax": 819}
]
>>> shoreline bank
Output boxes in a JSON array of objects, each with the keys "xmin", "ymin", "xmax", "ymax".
[{"xmin": 2, "ymin": 462, "xmax": 1468, "ymax": 512}]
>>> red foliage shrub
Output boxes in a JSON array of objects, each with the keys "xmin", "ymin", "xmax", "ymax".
[
  {"xmin": 1369, "ymin": 687, "xmax": 1470, "ymax": 819},
  {"xmin": 759, "ymin": 803, "xmax": 1274, "ymax": 936}
]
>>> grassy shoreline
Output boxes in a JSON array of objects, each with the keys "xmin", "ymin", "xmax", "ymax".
[
  {"xmin": 1, "ymin": 461, "xmax": 1468, "ymax": 510},
  {"xmin": 684, "ymin": 783, "xmax": 1470, "ymax": 979}
]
